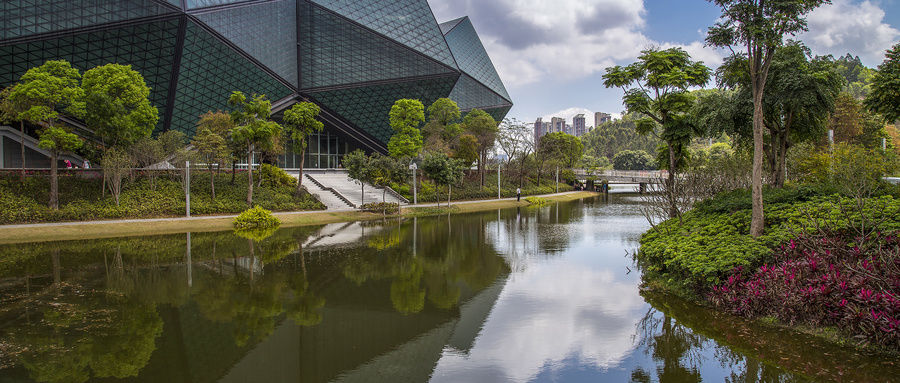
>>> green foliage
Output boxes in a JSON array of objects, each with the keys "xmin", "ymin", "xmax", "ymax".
[
  {"xmin": 793, "ymin": 143, "xmax": 898, "ymax": 197},
  {"xmin": 233, "ymin": 206, "xmax": 281, "ymax": 229},
  {"xmin": 343, "ymin": 149, "xmax": 372, "ymax": 186},
  {"xmin": 525, "ymin": 196, "xmax": 550, "ymax": 207},
  {"xmin": 283, "ymin": 102, "xmax": 324, "ymax": 155},
  {"xmin": 638, "ymin": 187, "xmax": 900, "ymax": 290},
  {"xmin": 865, "ymin": 43, "xmax": 900, "ymax": 122},
  {"xmin": 8, "ymin": 60, "xmax": 84, "ymax": 127},
  {"xmin": 82, "ymin": 63, "xmax": 157, "ymax": 148},
  {"xmin": 613, "ymin": 150, "xmax": 656, "ymax": 170},
  {"xmin": 37, "ymin": 126, "xmax": 82, "ymax": 154},
  {"xmin": 388, "ymin": 99, "xmax": 425, "ymax": 158},
  {"xmin": 603, "ymin": 47, "xmax": 710, "ymax": 174},
  {"xmin": 259, "ymin": 164, "xmax": 297, "ymax": 189},
  {"xmin": 453, "ymin": 133, "xmax": 479, "ymax": 166},
  {"xmin": 581, "ymin": 114, "xmax": 660, "ymax": 160},
  {"xmin": 421, "ymin": 151, "xmax": 464, "ymax": 187},
  {"xmin": 359, "ymin": 202, "xmax": 400, "ymax": 215},
  {"xmin": 538, "ymin": 132, "xmax": 584, "ymax": 167},
  {"xmin": 0, "ymin": 172, "xmax": 323, "ymax": 224}
]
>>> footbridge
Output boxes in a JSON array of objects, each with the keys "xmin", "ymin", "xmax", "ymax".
[{"xmin": 572, "ymin": 170, "xmax": 666, "ymax": 184}]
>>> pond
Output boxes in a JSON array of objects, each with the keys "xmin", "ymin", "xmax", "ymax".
[{"xmin": 0, "ymin": 195, "xmax": 897, "ymax": 382}]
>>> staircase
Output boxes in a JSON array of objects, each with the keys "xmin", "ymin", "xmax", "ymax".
[
  {"xmin": 305, "ymin": 171, "xmax": 406, "ymax": 207},
  {"xmin": 296, "ymin": 173, "xmax": 354, "ymax": 210}
]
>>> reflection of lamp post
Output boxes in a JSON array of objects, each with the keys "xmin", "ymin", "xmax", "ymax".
[{"xmin": 409, "ymin": 162, "xmax": 418, "ymax": 205}]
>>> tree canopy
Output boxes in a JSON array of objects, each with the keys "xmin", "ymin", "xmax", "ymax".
[
  {"xmin": 388, "ymin": 99, "xmax": 425, "ymax": 159},
  {"xmin": 8, "ymin": 60, "xmax": 84, "ymax": 128},
  {"xmin": 82, "ymin": 64, "xmax": 157, "ymax": 148},
  {"xmin": 865, "ymin": 42, "xmax": 900, "ymax": 122}
]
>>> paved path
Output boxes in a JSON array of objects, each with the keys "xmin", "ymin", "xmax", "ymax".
[{"xmin": 0, "ymin": 191, "xmax": 589, "ymax": 230}]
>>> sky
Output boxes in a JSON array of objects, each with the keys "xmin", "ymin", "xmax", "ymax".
[{"xmin": 427, "ymin": 0, "xmax": 900, "ymax": 127}]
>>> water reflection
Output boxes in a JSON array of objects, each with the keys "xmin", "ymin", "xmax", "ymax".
[{"xmin": 0, "ymin": 196, "xmax": 897, "ymax": 382}]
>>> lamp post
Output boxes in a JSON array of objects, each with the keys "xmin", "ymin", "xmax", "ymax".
[
  {"xmin": 409, "ymin": 162, "xmax": 418, "ymax": 205},
  {"xmin": 496, "ymin": 154, "xmax": 507, "ymax": 200}
]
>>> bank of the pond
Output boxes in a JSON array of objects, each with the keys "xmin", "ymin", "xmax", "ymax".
[
  {"xmin": 636, "ymin": 186, "xmax": 900, "ymax": 352},
  {"xmin": 0, "ymin": 191, "xmax": 599, "ymax": 244}
]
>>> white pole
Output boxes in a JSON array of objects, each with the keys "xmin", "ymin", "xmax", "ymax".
[
  {"xmin": 185, "ymin": 161, "xmax": 191, "ymax": 217},
  {"xmin": 186, "ymin": 232, "xmax": 192, "ymax": 288},
  {"xmin": 498, "ymin": 162, "xmax": 501, "ymax": 199},
  {"xmin": 413, "ymin": 167, "xmax": 417, "ymax": 204},
  {"xmin": 555, "ymin": 166, "xmax": 559, "ymax": 193}
]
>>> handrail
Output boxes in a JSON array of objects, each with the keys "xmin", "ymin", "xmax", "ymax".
[
  {"xmin": 304, "ymin": 174, "xmax": 356, "ymax": 209},
  {"xmin": 379, "ymin": 185, "xmax": 410, "ymax": 204}
]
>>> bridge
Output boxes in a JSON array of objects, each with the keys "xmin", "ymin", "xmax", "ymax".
[{"xmin": 571, "ymin": 169, "xmax": 666, "ymax": 184}]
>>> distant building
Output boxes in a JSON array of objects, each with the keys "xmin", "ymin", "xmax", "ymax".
[
  {"xmin": 573, "ymin": 114, "xmax": 586, "ymax": 137},
  {"xmin": 551, "ymin": 117, "xmax": 566, "ymax": 134},
  {"xmin": 595, "ymin": 112, "xmax": 612, "ymax": 127},
  {"xmin": 534, "ymin": 117, "xmax": 549, "ymax": 144}
]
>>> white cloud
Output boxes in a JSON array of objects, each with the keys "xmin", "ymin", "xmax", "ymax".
[
  {"xmin": 799, "ymin": 0, "xmax": 900, "ymax": 66},
  {"xmin": 428, "ymin": 0, "xmax": 717, "ymax": 88}
]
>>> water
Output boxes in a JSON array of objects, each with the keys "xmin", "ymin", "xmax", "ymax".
[{"xmin": 0, "ymin": 195, "xmax": 897, "ymax": 382}]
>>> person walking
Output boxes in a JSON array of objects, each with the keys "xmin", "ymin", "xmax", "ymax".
[{"xmin": 516, "ymin": 187, "xmax": 521, "ymax": 202}]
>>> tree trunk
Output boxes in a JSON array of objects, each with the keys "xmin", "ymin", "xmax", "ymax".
[
  {"xmin": 448, "ymin": 184, "xmax": 452, "ymax": 206},
  {"xmin": 774, "ymin": 136, "xmax": 788, "ymax": 188},
  {"xmin": 49, "ymin": 151, "xmax": 58, "ymax": 210},
  {"xmin": 667, "ymin": 143, "xmax": 678, "ymax": 218},
  {"xmin": 296, "ymin": 147, "xmax": 306, "ymax": 195},
  {"xmin": 479, "ymin": 152, "xmax": 485, "ymax": 188},
  {"xmin": 19, "ymin": 121, "xmax": 25, "ymax": 180},
  {"xmin": 246, "ymin": 146, "xmax": 254, "ymax": 206},
  {"xmin": 231, "ymin": 160, "xmax": 236, "ymax": 185},
  {"xmin": 361, "ymin": 183, "xmax": 365, "ymax": 206},
  {"xmin": 750, "ymin": 83, "xmax": 766, "ymax": 237}
]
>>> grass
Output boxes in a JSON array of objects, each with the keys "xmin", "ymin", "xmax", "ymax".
[{"xmin": 0, "ymin": 191, "xmax": 599, "ymax": 245}]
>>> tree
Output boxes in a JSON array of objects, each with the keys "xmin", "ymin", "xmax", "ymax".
[
  {"xmin": 421, "ymin": 151, "xmax": 464, "ymax": 206},
  {"xmin": 453, "ymin": 134, "xmax": 479, "ymax": 168},
  {"xmin": 706, "ymin": 0, "xmax": 829, "ymax": 236},
  {"xmin": 0, "ymin": 86, "xmax": 27, "ymax": 179},
  {"xmin": 343, "ymin": 149, "xmax": 372, "ymax": 206},
  {"xmin": 462, "ymin": 109, "xmax": 499, "ymax": 187},
  {"xmin": 535, "ymin": 132, "xmax": 583, "ymax": 185},
  {"xmin": 581, "ymin": 114, "xmax": 660, "ymax": 161},
  {"xmin": 229, "ymin": 92, "xmax": 283, "ymax": 206},
  {"xmin": 387, "ymin": 99, "xmax": 425, "ymax": 159},
  {"xmin": 192, "ymin": 126, "xmax": 230, "ymax": 200},
  {"xmin": 101, "ymin": 147, "xmax": 132, "ymax": 207},
  {"xmin": 283, "ymin": 102, "xmax": 324, "ymax": 193},
  {"xmin": 716, "ymin": 41, "xmax": 842, "ymax": 187},
  {"xmin": 422, "ymin": 98, "xmax": 461, "ymax": 152},
  {"xmin": 613, "ymin": 150, "xmax": 656, "ymax": 171},
  {"xmin": 498, "ymin": 118, "xmax": 536, "ymax": 187},
  {"xmin": 37, "ymin": 127, "xmax": 83, "ymax": 209},
  {"xmin": 603, "ymin": 47, "xmax": 710, "ymax": 217},
  {"xmin": 368, "ymin": 154, "xmax": 404, "ymax": 204},
  {"xmin": 82, "ymin": 64, "xmax": 157, "ymax": 148},
  {"xmin": 865, "ymin": 43, "xmax": 900, "ymax": 123}
]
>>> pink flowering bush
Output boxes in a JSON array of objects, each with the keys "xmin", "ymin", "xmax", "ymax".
[{"xmin": 709, "ymin": 232, "xmax": 900, "ymax": 348}]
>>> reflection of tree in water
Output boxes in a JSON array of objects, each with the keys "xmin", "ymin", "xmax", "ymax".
[
  {"xmin": 341, "ymin": 215, "xmax": 508, "ymax": 315},
  {"xmin": 3, "ymin": 283, "xmax": 163, "ymax": 383},
  {"xmin": 635, "ymin": 291, "xmax": 807, "ymax": 383}
]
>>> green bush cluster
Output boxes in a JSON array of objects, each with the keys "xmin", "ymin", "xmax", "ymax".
[
  {"xmin": 359, "ymin": 202, "xmax": 400, "ymax": 215},
  {"xmin": 0, "ymin": 172, "xmax": 324, "ymax": 224},
  {"xmin": 525, "ymin": 196, "xmax": 550, "ymax": 206},
  {"xmin": 392, "ymin": 173, "xmax": 572, "ymax": 203},
  {"xmin": 258, "ymin": 164, "xmax": 297, "ymax": 189},
  {"xmin": 233, "ymin": 206, "xmax": 280, "ymax": 229},
  {"xmin": 638, "ymin": 186, "xmax": 900, "ymax": 291}
]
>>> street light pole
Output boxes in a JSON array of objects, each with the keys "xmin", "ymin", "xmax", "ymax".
[
  {"xmin": 498, "ymin": 161, "xmax": 501, "ymax": 200},
  {"xmin": 409, "ymin": 162, "xmax": 418, "ymax": 205},
  {"xmin": 185, "ymin": 161, "xmax": 191, "ymax": 218}
]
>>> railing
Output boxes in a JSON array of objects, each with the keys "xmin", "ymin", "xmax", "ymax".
[
  {"xmin": 573, "ymin": 169, "xmax": 668, "ymax": 180},
  {"xmin": 379, "ymin": 185, "xmax": 410, "ymax": 204}
]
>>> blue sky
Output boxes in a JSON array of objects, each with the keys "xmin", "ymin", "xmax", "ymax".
[{"xmin": 428, "ymin": 0, "xmax": 900, "ymax": 127}]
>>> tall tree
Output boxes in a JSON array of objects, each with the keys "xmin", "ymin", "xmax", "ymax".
[
  {"xmin": 0, "ymin": 86, "xmax": 27, "ymax": 179},
  {"xmin": 82, "ymin": 64, "xmax": 157, "ymax": 148},
  {"xmin": 37, "ymin": 127, "xmax": 83, "ymax": 209},
  {"xmin": 706, "ymin": 0, "xmax": 829, "ymax": 236},
  {"xmin": 192, "ymin": 121, "xmax": 230, "ymax": 200},
  {"xmin": 283, "ymin": 102, "xmax": 324, "ymax": 193},
  {"xmin": 343, "ymin": 149, "xmax": 372, "ymax": 206},
  {"xmin": 603, "ymin": 47, "xmax": 710, "ymax": 217},
  {"xmin": 387, "ymin": 99, "xmax": 425, "ymax": 159},
  {"xmin": 716, "ymin": 41, "xmax": 842, "ymax": 187},
  {"xmin": 422, "ymin": 98, "xmax": 462, "ymax": 153},
  {"xmin": 229, "ymin": 92, "xmax": 283, "ymax": 206},
  {"xmin": 421, "ymin": 151, "xmax": 464, "ymax": 206},
  {"xmin": 462, "ymin": 109, "xmax": 498, "ymax": 187},
  {"xmin": 865, "ymin": 43, "xmax": 900, "ymax": 123},
  {"xmin": 581, "ymin": 114, "xmax": 660, "ymax": 161}
]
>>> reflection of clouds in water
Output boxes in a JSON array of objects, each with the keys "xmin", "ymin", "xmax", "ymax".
[{"xmin": 430, "ymin": 260, "xmax": 646, "ymax": 382}]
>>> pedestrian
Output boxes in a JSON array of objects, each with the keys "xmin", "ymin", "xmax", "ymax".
[
  {"xmin": 83, "ymin": 159, "xmax": 90, "ymax": 169},
  {"xmin": 516, "ymin": 187, "xmax": 521, "ymax": 201},
  {"xmin": 64, "ymin": 159, "xmax": 72, "ymax": 169}
]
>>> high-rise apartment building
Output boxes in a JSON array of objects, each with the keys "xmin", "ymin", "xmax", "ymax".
[
  {"xmin": 573, "ymin": 114, "xmax": 586, "ymax": 137},
  {"xmin": 534, "ymin": 117, "xmax": 549, "ymax": 144},
  {"xmin": 595, "ymin": 112, "xmax": 612, "ymax": 127},
  {"xmin": 551, "ymin": 117, "xmax": 566, "ymax": 134}
]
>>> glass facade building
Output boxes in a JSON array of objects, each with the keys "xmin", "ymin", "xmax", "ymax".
[{"xmin": 0, "ymin": 0, "xmax": 512, "ymax": 168}]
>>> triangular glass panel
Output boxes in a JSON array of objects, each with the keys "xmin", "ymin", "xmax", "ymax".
[
  {"xmin": 0, "ymin": 0, "xmax": 178, "ymax": 40},
  {"xmin": 443, "ymin": 17, "xmax": 511, "ymax": 103}
]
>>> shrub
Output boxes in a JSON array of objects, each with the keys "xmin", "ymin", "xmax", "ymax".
[
  {"xmin": 233, "ymin": 206, "xmax": 280, "ymax": 229},
  {"xmin": 259, "ymin": 164, "xmax": 296, "ymax": 189},
  {"xmin": 637, "ymin": 187, "xmax": 900, "ymax": 290},
  {"xmin": 613, "ymin": 150, "xmax": 655, "ymax": 170},
  {"xmin": 709, "ymin": 232, "xmax": 900, "ymax": 349},
  {"xmin": 525, "ymin": 196, "xmax": 550, "ymax": 206},
  {"xmin": 359, "ymin": 202, "xmax": 399, "ymax": 215}
]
